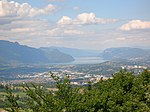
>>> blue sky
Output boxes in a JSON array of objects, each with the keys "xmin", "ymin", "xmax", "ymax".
[
  {"xmin": 13, "ymin": 0, "xmax": 150, "ymax": 19},
  {"xmin": 0, "ymin": 0, "xmax": 150, "ymax": 50}
]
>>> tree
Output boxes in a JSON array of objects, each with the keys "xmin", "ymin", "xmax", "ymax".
[{"xmin": 4, "ymin": 70, "xmax": 150, "ymax": 112}]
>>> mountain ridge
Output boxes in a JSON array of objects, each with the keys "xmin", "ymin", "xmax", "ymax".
[
  {"xmin": 40, "ymin": 46, "xmax": 101, "ymax": 57},
  {"xmin": 101, "ymin": 47, "xmax": 150, "ymax": 61},
  {"xmin": 0, "ymin": 40, "xmax": 74, "ymax": 64}
]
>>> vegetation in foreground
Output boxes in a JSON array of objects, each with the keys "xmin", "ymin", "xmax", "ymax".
[{"xmin": 1, "ymin": 70, "xmax": 150, "ymax": 112}]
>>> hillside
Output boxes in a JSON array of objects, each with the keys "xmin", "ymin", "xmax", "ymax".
[
  {"xmin": 101, "ymin": 47, "xmax": 150, "ymax": 61},
  {"xmin": 40, "ymin": 48, "xmax": 75, "ymax": 63},
  {"xmin": 41, "ymin": 46, "xmax": 100, "ymax": 57},
  {"xmin": 0, "ymin": 40, "xmax": 74, "ymax": 64}
]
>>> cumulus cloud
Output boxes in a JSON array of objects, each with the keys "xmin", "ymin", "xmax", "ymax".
[
  {"xmin": 120, "ymin": 20, "xmax": 150, "ymax": 31},
  {"xmin": 0, "ymin": 1, "xmax": 149, "ymax": 49},
  {"xmin": 0, "ymin": 0, "xmax": 56, "ymax": 18},
  {"xmin": 57, "ymin": 16, "xmax": 72, "ymax": 25},
  {"xmin": 57, "ymin": 13, "xmax": 117, "ymax": 25}
]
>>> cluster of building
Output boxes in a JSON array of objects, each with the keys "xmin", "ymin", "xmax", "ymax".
[
  {"xmin": 121, "ymin": 65, "xmax": 147, "ymax": 69},
  {"xmin": 0, "ymin": 68, "xmax": 111, "ymax": 85},
  {"xmin": 1, "ymin": 64, "xmax": 148, "ymax": 85}
]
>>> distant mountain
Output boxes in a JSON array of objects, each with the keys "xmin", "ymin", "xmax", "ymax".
[
  {"xmin": 40, "ymin": 46, "xmax": 100, "ymax": 57},
  {"xmin": 0, "ymin": 40, "xmax": 74, "ymax": 64},
  {"xmin": 101, "ymin": 47, "xmax": 150, "ymax": 61},
  {"xmin": 40, "ymin": 48, "xmax": 75, "ymax": 63}
]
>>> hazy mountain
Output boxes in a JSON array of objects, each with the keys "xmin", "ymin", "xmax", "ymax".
[
  {"xmin": 101, "ymin": 47, "xmax": 150, "ymax": 61},
  {"xmin": 0, "ymin": 40, "xmax": 74, "ymax": 64},
  {"xmin": 41, "ymin": 46, "xmax": 100, "ymax": 57},
  {"xmin": 40, "ymin": 48, "xmax": 75, "ymax": 63}
]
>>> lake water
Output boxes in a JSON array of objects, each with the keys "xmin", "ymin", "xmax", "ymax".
[
  {"xmin": 47, "ymin": 57, "xmax": 106, "ymax": 65},
  {"xmin": 70, "ymin": 57, "xmax": 106, "ymax": 65}
]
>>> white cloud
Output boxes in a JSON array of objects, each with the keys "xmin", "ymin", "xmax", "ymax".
[
  {"xmin": 0, "ymin": 1, "xmax": 149, "ymax": 49},
  {"xmin": 57, "ymin": 13, "xmax": 117, "ymax": 25},
  {"xmin": 46, "ymin": 27, "xmax": 85, "ymax": 37},
  {"xmin": 0, "ymin": 0, "xmax": 56, "ymax": 18},
  {"xmin": 11, "ymin": 28, "xmax": 35, "ymax": 33},
  {"xmin": 120, "ymin": 20, "xmax": 150, "ymax": 31},
  {"xmin": 1, "ymin": 19, "xmax": 150, "ymax": 49},
  {"xmin": 57, "ymin": 16, "xmax": 72, "ymax": 25},
  {"xmin": 64, "ymin": 29, "xmax": 84, "ymax": 35}
]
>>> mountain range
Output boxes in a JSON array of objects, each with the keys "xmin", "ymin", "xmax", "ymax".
[
  {"xmin": 41, "ymin": 46, "xmax": 100, "ymax": 57},
  {"xmin": 0, "ymin": 40, "xmax": 74, "ymax": 64},
  {"xmin": 101, "ymin": 47, "xmax": 150, "ymax": 61},
  {"xmin": 0, "ymin": 40, "xmax": 150, "ymax": 65}
]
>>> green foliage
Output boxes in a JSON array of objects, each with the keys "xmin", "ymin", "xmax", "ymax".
[
  {"xmin": 4, "ymin": 85, "xmax": 22, "ymax": 112},
  {"xmin": 3, "ymin": 70, "xmax": 150, "ymax": 112}
]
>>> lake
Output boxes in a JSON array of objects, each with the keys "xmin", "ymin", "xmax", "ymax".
[
  {"xmin": 45, "ymin": 57, "xmax": 106, "ymax": 65},
  {"xmin": 70, "ymin": 57, "xmax": 106, "ymax": 65}
]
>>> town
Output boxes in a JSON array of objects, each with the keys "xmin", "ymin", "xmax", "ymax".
[{"xmin": 0, "ymin": 62, "xmax": 149, "ymax": 86}]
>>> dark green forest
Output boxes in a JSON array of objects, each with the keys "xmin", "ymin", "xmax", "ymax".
[{"xmin": 1, "ymin": 70, "xmax": 150, "ymax": 112}]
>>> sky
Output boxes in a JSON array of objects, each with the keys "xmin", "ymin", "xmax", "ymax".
[{"xmin": 0, "ymin": 0, "xmax": 150, "ymax": 50}]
